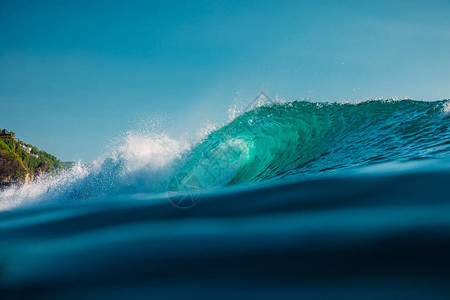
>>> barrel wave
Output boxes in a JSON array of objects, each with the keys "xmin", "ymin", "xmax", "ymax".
[
  {"xmin": 1, "ymin": 99, "xmax": 450, "ymax": 299},
  {"xmin": 175, "ymin": 99, "xmax": 450, "ymax": 190}
]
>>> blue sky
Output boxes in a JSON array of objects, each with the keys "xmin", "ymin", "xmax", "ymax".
[{"xmin": 1, "ymin": 0, "xmax": 450, "ymax": 162}]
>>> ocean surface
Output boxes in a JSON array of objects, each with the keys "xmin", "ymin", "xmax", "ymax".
[{"xmin": 1, "ymin": 99, "xmax": 450, "ymax": 299}]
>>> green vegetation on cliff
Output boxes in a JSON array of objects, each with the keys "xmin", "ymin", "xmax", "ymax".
[{"xmin": 0, "ymin": 130, "xmax": 65, "ymax": 183}]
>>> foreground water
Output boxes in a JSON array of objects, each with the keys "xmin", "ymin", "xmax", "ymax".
[{"xmin": 1, "ymin": 99, "xmax": 450, "ymax": 299}]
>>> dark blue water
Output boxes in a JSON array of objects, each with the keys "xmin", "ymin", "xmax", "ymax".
[{"xmin": 1, "ymin": 99, "xmax": 450, "ymax": 299}]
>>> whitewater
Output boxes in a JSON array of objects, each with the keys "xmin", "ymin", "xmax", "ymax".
[{"xmin": 1, "ymin": 99, "xmax": 450, "ymax": 299}]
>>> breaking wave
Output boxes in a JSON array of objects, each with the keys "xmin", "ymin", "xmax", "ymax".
[{"xmin": 1, "ymin": 99, "xmax": 449, "ymax": 210}]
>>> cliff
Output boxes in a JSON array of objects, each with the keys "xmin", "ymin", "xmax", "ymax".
[{"xmin": 0, "ymin": 129, "xmax": 66, "ymax": 185}]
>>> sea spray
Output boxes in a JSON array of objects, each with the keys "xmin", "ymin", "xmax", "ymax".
[
  {"xmin": 0, "ymin": 132, "xmax": 189, "ymax": 211},
  {"xmin": 0, "ymin": 162, "xmax": 88, "ymax": 211}
]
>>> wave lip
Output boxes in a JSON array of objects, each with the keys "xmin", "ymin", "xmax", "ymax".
[{"xmin": 174, "ymin": 99, "xmax": 450, "ymax": 190}]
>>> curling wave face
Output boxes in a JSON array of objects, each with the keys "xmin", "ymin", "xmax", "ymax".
[{"xmin": 175, "ymin": 99, "xmax": 450, "ymax": 190}]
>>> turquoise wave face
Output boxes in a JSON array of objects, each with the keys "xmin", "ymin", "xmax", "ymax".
[{"xmin": 175, "ymin": 100, "xmax": 450, "ymax": 190}]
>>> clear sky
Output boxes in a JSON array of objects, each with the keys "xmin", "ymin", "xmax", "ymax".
[{"xmin": 1, "ymin": 0, "xmax": 450, "ymax": 162}]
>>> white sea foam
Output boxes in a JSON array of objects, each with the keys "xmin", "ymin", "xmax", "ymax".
[
  {"xmin": 0, "ymin": 162, "xmax": 89, "ymax": 211},
  {"xmin": 115, "ymin": 132, "xmax": 188, "ymax": 173},
  {"xmin": 0, "ymin": 131, "xmax": 188, "ymax": 211},
  {"xmin": 443, "ymin": 101, "xmax": 450, "ymax": 115}
]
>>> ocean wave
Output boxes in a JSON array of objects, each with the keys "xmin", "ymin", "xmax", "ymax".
[
  {"xmin": 175, "ymin": 99, "xmax": 450, "ymax": 190},
  {"xmin": 2, "ymin": 99, "xmax": 450, "ymax": 298},
  {"xmin": 1, "ymin": 99, "xmax": 449, "ymax": 211}
]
